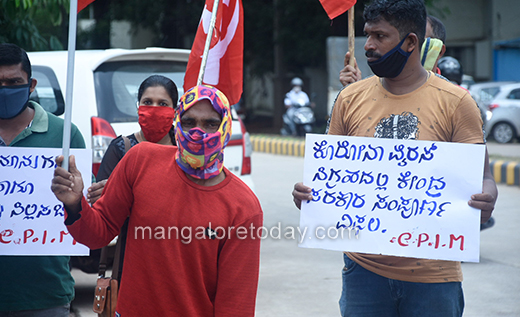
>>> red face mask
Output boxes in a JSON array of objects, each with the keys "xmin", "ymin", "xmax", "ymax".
[{"xmin": 138, "ymin": 105, "xmax": 175, "ymax": 143}]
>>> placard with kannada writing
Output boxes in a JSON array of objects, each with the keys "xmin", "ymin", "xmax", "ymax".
[
  {"xmin": 0, "ymin": 147, "xmax": 91, "ymax": 255},
  {"xmin": 299, "ymin": 134, "xmax": 485, "ymax": 262}
]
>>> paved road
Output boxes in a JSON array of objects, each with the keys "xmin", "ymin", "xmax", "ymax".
[
  {"xmin": 486, "ymin": 141, "xmax": 520, "ymax": 160},
  {"xmin": 251, "ymin": 152, "xmax": 520, "ymax": 317},
  {"xmin": 71, "ymin": 151, "xmax": 520, "ymax": 316}
]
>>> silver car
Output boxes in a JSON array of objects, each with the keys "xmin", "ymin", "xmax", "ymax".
[
  {"xmin": 468, "ymin": 81, "xmax": 516, "ymax": 130},
  {"xmin": 484, "ymin": 83, "xmax": 520, "ymax": 143}
]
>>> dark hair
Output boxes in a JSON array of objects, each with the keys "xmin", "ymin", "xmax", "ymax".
[
  {"xmin": 0, "ymin": 43, "xmax": 32, "ymax": 80},
  {"xmin": 427, "ymin": 15, "xmax": 446, "ymax": 43},
  {"xmin": 363, "ymin": 0, "xmax": 427, "ymax": 47},
  {"xmin": 137, "ymin": 75, "xmax": 178, "ymax": 105}
]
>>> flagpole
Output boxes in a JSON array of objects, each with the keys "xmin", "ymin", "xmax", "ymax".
[
  {"xmin": 197, "ymin": 0, "xmax": 220, "ymax": 85},
  {"xmin": 348, "ymin": 6, "xmax": 355, "ymax": 66},
  {"xmin": 61, "ymin": 0, "xmax": 78, "ymax": 171}
]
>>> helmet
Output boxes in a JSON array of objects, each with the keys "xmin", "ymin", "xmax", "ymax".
[
  {"xmin": 437, "ymin": 56, "xmax": 463, "ymax": 85},
  {"xmin": 291, "ymin": 77, "xmax": 303, "ymax": 87}
]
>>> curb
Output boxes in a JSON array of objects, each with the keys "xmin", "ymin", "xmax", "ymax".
[
  {"xmin": 250, "ymin": 135, "xmax": 305, "ymax": 157},
  {"xmin": 250, "ymin": 135, "xmax": 520, "ymax": 187},
  {"xmin": 490, "ymin": 160, "xmax": 520, "ymax": 186}
]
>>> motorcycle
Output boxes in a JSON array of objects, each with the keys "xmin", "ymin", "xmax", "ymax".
[{"xmin": 281, "ymin": 99, "xmax": 316, "ymax": 137}]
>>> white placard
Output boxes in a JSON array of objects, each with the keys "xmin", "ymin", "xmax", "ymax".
[
  {"xmin": 0, "ymin": 147, "xmax": 91, "ymax": 255},
  {"xmin": 299, "ymin": 134, "xmax": 485, "ymax": 262}
]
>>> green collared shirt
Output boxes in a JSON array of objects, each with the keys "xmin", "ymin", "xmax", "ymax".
[
  {"xmin": 2, "ymin": 101, "xmax": 85, "ymax": 149},
  {"xmin": 0, "ymin": 101, "xmax": 86, "ymax": 311}
]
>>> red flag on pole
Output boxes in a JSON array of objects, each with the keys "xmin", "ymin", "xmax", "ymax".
[
  {"xmin": 318, "ymin": 0, "xmax": 356, "ymax": 20},
  {"xmin": 184, "ymin": 0, "xmax": 244, "ymax": 105},
  {"xmin": 78, "ymin": 0, "xmax": 95, "ymax": 13}
]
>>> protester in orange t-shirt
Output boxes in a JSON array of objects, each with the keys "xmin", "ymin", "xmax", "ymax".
[{"xmin": 293, "ymin": 1, "xmax": 497, "ymax": 316}]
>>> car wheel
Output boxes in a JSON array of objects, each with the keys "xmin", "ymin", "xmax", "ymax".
[{"xmin": 492, "ymin": 122, "xmax": 515, "ymax": 143}]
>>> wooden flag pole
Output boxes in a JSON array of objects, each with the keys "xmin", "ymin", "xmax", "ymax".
[
  {"xmin": 197, "ymin": 0, "xmax": 220, "ymax": 85},
  {"xmin": 348, "ymin": 6, "xmax": 355, "ymax": 66}
]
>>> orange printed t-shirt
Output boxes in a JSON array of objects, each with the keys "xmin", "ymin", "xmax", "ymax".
[{"xmin": 328, "ymin": 72, "xmax": 484, "ymax": 283}]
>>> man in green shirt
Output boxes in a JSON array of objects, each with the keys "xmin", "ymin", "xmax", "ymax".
[{"xmin": 0, "ymin": 43, "xmax": 86, "ymax": 316}]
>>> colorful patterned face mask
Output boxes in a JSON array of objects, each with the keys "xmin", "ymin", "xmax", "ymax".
[{"xmin": 175, "ymin": 85, "xmax": 232, "ymax": 180}]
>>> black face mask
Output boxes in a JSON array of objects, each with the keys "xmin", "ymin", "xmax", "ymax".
[{"xmin": 367, "ymin": 35, "xmax": 413, "ymax": 78}]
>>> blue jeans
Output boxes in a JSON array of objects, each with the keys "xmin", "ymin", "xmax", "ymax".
[
  {"xmin": 339, "ymin": 254, "xmax": 464, "ymax": 317},
  {"xmin": 0, "ymin": 304, "xmax": 70, "ymax": 317}
]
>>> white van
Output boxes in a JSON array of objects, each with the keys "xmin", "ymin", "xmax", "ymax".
[{"xmin": 28, "ymin": 48, "xmax": 253, "ymax": 187}]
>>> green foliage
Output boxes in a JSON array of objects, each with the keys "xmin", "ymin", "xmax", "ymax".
[
  {"xmin": 108, "ymin": 0, "xmax": 202, "ymax": 48},
  {"xmin": 0, "ymin": 0, "xmax": 67, "ymax": 51}
]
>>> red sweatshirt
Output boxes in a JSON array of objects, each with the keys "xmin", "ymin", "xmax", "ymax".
[{"xmin": 67, "ymin": 142, "xmax": 263, "ymax": 316}]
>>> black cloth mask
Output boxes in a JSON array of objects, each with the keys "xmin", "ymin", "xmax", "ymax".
[
  {"xmin": 368, "ymin": 35, "xmax": 413, "ymax": 78},
  {"xmin": 0, "ymin": 81, "xmax": 31, "ymax": 119}
]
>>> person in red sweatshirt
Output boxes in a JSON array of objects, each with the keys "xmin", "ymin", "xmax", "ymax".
[{"xmin": 51, "ymin": 85, "xmax": 263, "ymax": 317}]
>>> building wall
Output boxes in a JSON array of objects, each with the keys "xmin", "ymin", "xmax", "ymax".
[
  {"xmin": 492, "ymin": 0, "xmax": 520, "ymax": 41},
  {"xmin": 435, "ymin": 0, "xmax": 520, "ymax": 81},
  {"xmin": 436, "ymin": 0, "xmax": 487, "ymax": 41}
]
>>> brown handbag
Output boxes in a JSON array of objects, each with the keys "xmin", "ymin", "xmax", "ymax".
[
  {"xmin": 92, "ymin": 253, "xmax": 119, "ymax": 316},
  {"xmin": 92, "ymin": 136, "xmax": 131, "ymax": 317}
]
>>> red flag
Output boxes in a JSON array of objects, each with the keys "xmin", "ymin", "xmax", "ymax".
[
  {"xmin": 184, "ymin": 0, "xmax": 244, "ymax": 105},
  {"xmin": 78, "ymin": 0, "xmax": 95, "ymax": 12},
  {"xmin": 318, "ymin": 0, "xmax": 356, "ymax": 20}
]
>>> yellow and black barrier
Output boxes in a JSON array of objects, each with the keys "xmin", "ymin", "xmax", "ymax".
[
  {"xmin": 490, "ymin": 160, "xmax": 520, "ymax": 186},
  {"xmin": 250, "ymin": 135, "xmax": 520, "ymax": 187},
  {"xmin": 251, "ymin": 135, "xmax": 305, "ymax": 157}
]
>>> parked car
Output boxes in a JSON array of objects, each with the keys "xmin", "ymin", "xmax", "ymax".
[
  {"xmin": 28, "ymin": 48, "xmax": 254, "ymax": 272},
  {"xmin": 468, "ymin": 81, "xmax": 517, "ymax": 134},
  {"xmin": 484, "ymin": 83, "xmax": 520, "ymax": 143},
  {"xmin": 469, "ymin": 81, "xmax": 516, "ymax": 104}
]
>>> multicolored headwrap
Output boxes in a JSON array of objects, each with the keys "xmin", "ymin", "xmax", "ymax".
[{"xmin": 175, "ymin": 85, "xmax": 232, "ymax": 180}]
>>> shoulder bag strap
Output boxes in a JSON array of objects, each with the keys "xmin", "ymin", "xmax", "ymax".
[
  {"xmin": 122, "ymin": 136, "xmax": 131, "ymax": 155},
  {"xmin": 97, "ymin": 246, "xmax": 109, "ymax": 278},
  {"xmin": 111, "ymin": 135, "xmax": 131, "ymax": 281},
  {"xmin": 97, "ymin": 135, "xmax": 132, "ymax": 280}
]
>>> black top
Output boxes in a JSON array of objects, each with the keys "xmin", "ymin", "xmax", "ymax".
[
  {"xmin": 96, "ymin": 128, "xmax": 176, "ymax": 182},
  {"xmin": 96, "ymin": 133, "xmax": 139, "ymax": 181}
]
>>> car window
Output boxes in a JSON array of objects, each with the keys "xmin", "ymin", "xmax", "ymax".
[
  {"xmin": 94, "ymin": 60, "xmax": 187, "ymax": 123},
  {"xmin": 479, "ymin": 90, "xmax": 496, "ymax": 104},
  {"xmin": 29, "ymin": 66, "xmax": 65, "ymax": 116},
  {"xmin": 507, "ymin": 88, "xmax": 520, "ymax": 100}
]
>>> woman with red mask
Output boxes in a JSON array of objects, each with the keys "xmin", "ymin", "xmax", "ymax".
[
  {"xmin": 87, "ymin": 75, "xmax": 178, "ymax": 203},
  {"xmin": 78, "ymin": 75, "xmax": 177, "ymax": 275}
]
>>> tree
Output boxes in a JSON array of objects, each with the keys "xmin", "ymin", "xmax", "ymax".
[{"xmin": 0, "ymin": 0, "xmax": 68, "ymax": 51}]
